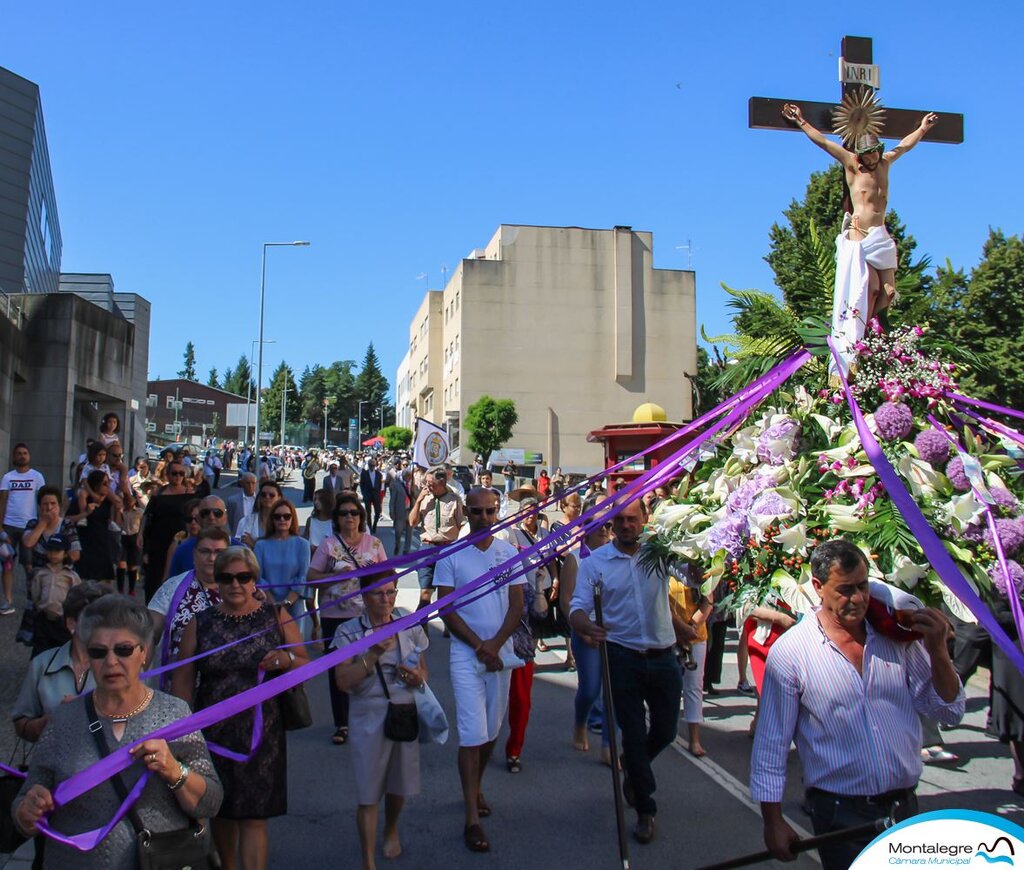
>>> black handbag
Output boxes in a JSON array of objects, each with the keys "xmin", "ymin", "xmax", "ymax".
[
  {"xmin": 278, "ymin": 683, "xmax": 313, "ymax": 731},
  {"xmin": 85, "ymin": 695, "xmax": 210, "ymax": 870},
  {"xmin": 375, "ymin": 662, "xmax": 419, "ymax": 743}
]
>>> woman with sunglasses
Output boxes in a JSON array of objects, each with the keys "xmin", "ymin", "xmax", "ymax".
[
  {"xmin": 140, "ymin": 461, "xmax": 193, "ymax": 599},
  {"xmin": 70, "ymin": 470, "xmax": 122, "ymax": 587},
  {"xmin": 15, "ymin": 594, "xmax": 223, "ymax": 868},
  {"xmin": 558, "ymin": 518, "xmax": 615, "ymax": 763},
  {"xmin": 253, "ymin": 499, "xmax": 311, "ymax": 630},
  {"xmin": 173, "ymin": 547, "xmax": 305, "ymax": 870},
  {"xmin": 334, "ymin": 570, "xmax": 427, "ymax": 870},
  {"xmin": 308, "ymin": 493, "xmax": 387, "ymax": 745},
  {"xmin": 162, "ymin": 498, "xmax": 201, "ymax": 582},
  {"xmin": 236, "ymin": 481, "xmax": 282, "ymax": 549}
]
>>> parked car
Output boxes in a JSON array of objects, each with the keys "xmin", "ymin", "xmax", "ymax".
[
  {"xmin": 145, "ymin": 442, "xmax": 162, "ymax": 461},
  {"xmin": 452, "ymin": 464, "xmax": 474, "ymax": 494}
]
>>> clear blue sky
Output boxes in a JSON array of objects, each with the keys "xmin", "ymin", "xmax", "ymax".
[{"xmin": 3, "ymin": 1, "xmax": 1019, "ymax": 399}]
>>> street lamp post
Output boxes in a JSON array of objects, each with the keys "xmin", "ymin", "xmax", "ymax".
[
  {"xmin": 254, "ymin": 241, "xmax": 309, "ymax": 456},
  {"xmin": 323, "ymin": 395, "xmax": 336, "ymax": 450},
  {"xmin": 279, "ymin": 378, "xmax": 290, "ymax": 447},
  {"xmin": 244, "ymin": 338, "xmax": 275, "ymax": 445}
]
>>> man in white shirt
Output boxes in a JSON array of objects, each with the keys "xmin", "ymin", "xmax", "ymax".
[
  {"xmin": 570, "ymin": 498, "xmax": 682, "ymax": 845},
  {"xmin": 434, "ymin": 487, "xmax": 525, "ymax": 854},
  {"xmin": 0, "ymin": 443, "xmax": 46, "ymax": 615},
  {"xmin": 751, "ymin": 539, "xmax": 963, "ymax": 869}
]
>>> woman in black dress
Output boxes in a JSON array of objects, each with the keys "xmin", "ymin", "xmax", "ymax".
[
  {"xmin": 986, "ymin": 594, "xmax": 1024, "ymax": 794},
  {"xmin": 173, "ymin": 546, "xmax": 307, "ymax": 870},
  {"xmin": 73, "ymin": 470, "xmax": 120, "ymax": 584}
]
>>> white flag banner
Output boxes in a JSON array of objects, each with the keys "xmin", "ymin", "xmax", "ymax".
[{"xmin": 413, "ymin": 417, "xmax": 451, "ymax": 469}]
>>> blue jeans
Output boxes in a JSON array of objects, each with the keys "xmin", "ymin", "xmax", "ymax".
[
  {"xmin": 570, "ymin": 631, "xmax": 606, "ymax": 742},
  {"xmin": 807, "ymin": 788, "xmax": 917, "ymax": 870},
  {"xmin": 606, "ymin": 643, "xmax": 682, "ymax": 816}
]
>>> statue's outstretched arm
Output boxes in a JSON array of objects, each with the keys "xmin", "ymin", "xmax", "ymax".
[
  {"xmin": 886, "ymin": 112, "xmax": 939, "ymax": 163},
  {"xmin": 782, "ymin": 104, "xmax": 849, "ymax": 162}
]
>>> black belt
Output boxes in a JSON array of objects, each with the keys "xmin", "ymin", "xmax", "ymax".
[
  {"xmin": 807, "ymin": 786, "xmax": 914, "ymax": 808},
  {"xmin": 610, "ymin": 643, "xmax": 675, "ymax": 658}
]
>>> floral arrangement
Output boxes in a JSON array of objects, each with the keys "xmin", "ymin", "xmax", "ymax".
[{"xmin": 644, "ymin": 321, "xmax": 1024, "ymax": 616}]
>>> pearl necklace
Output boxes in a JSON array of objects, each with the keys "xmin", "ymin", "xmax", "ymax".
[{"xmin": 98, "ymin": 688, "xmax": 153, "ymax": 723}]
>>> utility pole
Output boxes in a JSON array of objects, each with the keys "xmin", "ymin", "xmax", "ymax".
[
  {"xmin": 279, "ymin": 378, "xmax": 290, "ymax": 447},
  {"xmin": 174, "ymin": 387, "xmax": 181, "ymax": 440},
  {"xmin": 323, "ymin": 395, "xmax": 336, "ymax": 450}
]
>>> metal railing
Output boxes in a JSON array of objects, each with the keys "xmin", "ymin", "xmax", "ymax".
[{"xmin": 0, "ymin": 288, "xmax": 25, "ymax": 329}]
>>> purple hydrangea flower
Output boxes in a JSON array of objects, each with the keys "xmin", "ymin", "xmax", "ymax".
[
  {"xmin": 959, "ymin": 522, "xmax": 985, "ymax": 543},
  {"xmin": 874, "ymin": 402, "xmax": 914, "ymax": 442},
  {"xmin": 704, "ymin": 514, "xmax": 748, "ymax": 560},
  {"xmin": 756, "ymin": 419, "xmax": 801, "ymax": 466},
  {"xmin": 725, "ymin": 472, "xmax": 776, "ymax": 513},
  {"xmin": 991, "ymin": 488, "xmax": 1019, "ymax": 513},
  {"xmin": 983, "ymin": 518, "xmax": 1024, "ymax": 557},
  {"xmin": 750, "ymin": 491, "xmax": 793, "ymax": 518},
  {"xmin": 989, "ymin": 559, "xmax": 1024, "ymax": 598},
  {"xmin": 914, "ymin": 428, "xmax": 952, "ymax": 466},
  {"xmin": 946, "ymin": 456, "xmax": 969, "ymax": 491}
]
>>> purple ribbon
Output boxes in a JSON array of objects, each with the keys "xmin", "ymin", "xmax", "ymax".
[
  {"xmin": 927, "ymin": 414, "xmax": 1024, "ymax": 652},
  {"xmin": 39, "ymin": 350, "xmax": 808, "ymax": 850},
  {"xmin": 36, "ymin": 771, "xmax": 151, "ymax": 851},
  {"xmin": 158, "ymin": 571, "xmax": 195, "ymax": 690},
  {"xmin": 0, "ymin": 764, "xmax": 25, "ymax": 779},
  {"xmin": 205, "ymin": 670, "xmax": 265, "ymax": 762},
  {"xmin": 945, "ymin": 392, "xmax": 1024, "ymax": 423},
  {"xmin": 829, "ymin": 339, "xmax": 1024, "ymax": 673}
]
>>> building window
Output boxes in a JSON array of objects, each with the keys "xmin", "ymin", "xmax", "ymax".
[
  {"xmin": 166, "ymin": 396, "xmax": 175, "ymax": 409},
  {"xmin": 145, "ymin": 421, "xmax": 156, "ymax": 432},
  {"xmin": 147, "ymin": 394, "xmax": 157, "ymax": 407}
]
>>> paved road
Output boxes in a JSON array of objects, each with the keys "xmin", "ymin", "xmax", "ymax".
[{"xmin": 2, "ymin": 467, "xmax": 1020, "ymax": 868}]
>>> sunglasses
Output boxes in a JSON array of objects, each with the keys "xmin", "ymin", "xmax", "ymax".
[
  {"xmin": 168, "ymin": 470, "xmax": 185, "ymax": 478},
  {"xmin": 199, "ymin": 508, "xmax": 225, "ymax": 519},
  {"xmin": 469, "ymin": 507, "xmax": 499, "ymax": 516},
  {"xmin": 335, "ymin": 509, "xmax": 360, "ymax": 518},
  {"xmin": 272, "ymin": 513, "xmax": 292, "ymax": 521},
  {"xmin": 187, "ymin": 515, "xmax": 200, "ymax": 524},
  {"xmin": 260, "ymin": 491, "xmax": 278, "ymax": 498},
  {"xmin": 86, "ymin": 642, "xmax": 143, "ymax": 660},
  {"xmin": 216, "ymin": 571, "xmax": 255, "ymax": 585},
  {"xmin": 196, "ymin": 547, "xmax": 225, "ymax": 557}
]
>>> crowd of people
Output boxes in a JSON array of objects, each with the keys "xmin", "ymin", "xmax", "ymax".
[{"xmin": 0, "ymin": 432, "xmax": 1014, "ymax": 870}]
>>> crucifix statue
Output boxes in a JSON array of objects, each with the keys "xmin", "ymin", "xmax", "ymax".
[{"xmin": 749, "ymin": 36, "xmax": 964, "ymax": 373}]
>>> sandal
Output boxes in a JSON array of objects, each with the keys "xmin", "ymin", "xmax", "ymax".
[
  {"xmin": 332, "ymin": 727, "xmax": 348, "ymax": 745},
  {"xmin": 464, "ymin": 823, "xmax": 490, "ymax": 853},
  {"xmin": 506, "ymin": 756, "xmax": 522, "ymax": 774},
  {"xmin": 477, "ymin": 794, "xmax": 492, "ymax": 818}
]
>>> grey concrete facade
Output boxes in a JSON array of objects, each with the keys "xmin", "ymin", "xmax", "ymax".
[{"xmin": 0, "ymin": 66, "xmax": 150, "ymax": 487}]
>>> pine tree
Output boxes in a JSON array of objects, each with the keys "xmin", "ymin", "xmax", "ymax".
[
  {"xmin": 263, "ymin": 362, "xmax": 300, "ymax": 437},
  {"xmin": 355, "ymin": 343, "xmax": 391, "ymax": 438},
  {"xmin": 178, "ymin": 342, "xmax": 198, "ymax": 381},
  {"xmin": 223, "ymin": 354, "xmax": 253, "ymax": 398},
  {"xmin": 207, "ymin": 367, "xmax": 220, "ymax": 389}
]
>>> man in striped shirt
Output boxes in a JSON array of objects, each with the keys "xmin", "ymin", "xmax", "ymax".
[{"xmin": 750, "ymin": 539, "xmax": 964, "ymax": 869}]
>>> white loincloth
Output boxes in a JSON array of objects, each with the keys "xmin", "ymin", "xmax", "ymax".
[{"xmin": 831, "ymin": 224, "xmax": 898, "ymax": 376}]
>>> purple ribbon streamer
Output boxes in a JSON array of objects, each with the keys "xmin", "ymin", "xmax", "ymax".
[
  {"xmin": 205, "ymin": 669, "xmax": 265, "ymax": 762},
  {"xmin": 829, "ymin": 339, "xmax": 1024, "ymax": 673},
  {"xmin": 0, "ymin": 764, "xmax": 25, "ymax": 779},
  {"xmin": 158, "ymin": 571, "xmax": 194, "ymax": 690},
  {"xmin": 926, "ymin": 414, "xmax": 1024, "ymax": 654},
  {"xmin": 945, "ymin": 392, "xmax": 1024, "ymax": 423},
  {"xmin": 36, "ymin": 770, "xmax": 151, "ymax": 851},
  {"xmin": 40, "ymin": 349, "xmax": 808, "ymax": 849}
]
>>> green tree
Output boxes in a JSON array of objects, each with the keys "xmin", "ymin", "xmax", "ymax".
[
  {"xmin": 464, "ymin": 396, "xmax": 518, "ymax": 465},
  {"xmin": 299, "ymin": 365, "xmax": 326, "ymax": 425},
  {"xmin": 263, "ymin": 362, "xmax": 300, "ymax": 437},
  {"xmin": 956, "ymin": 229, "xmax": 1024, "ymax": 408},
  {"xmin": 325, "ymin": 360, "xmax": 358, "ymax": 430},
  {"xmin": 690, "ymin": 347, "xmax": 727, "ymax": 418},
  {"xmin": 765, "ymin": 164, "xmax": 929, "ymax": 322},
  {"xmin": 207, "ymin": 367, "xmax": 220, "ymax": 389},
  {"xmin": 355, "ymin": 343, "xmax": 392, "ymax": 435},
  {"xmin": 378, "ymin": 425, "xmax": 413, "ymax": 450},
  {"xmin": 223, "ymin": 354, "xmax": 253, "ymax": 398},
  {"xmin": 178, "ymin": 341, "xmax": 198, "ymax": 381}
]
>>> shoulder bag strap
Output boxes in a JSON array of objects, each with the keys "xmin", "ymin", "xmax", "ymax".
[
  {"xmin": 334, "ymin": 533, "xmax": 360, "ymax": 566},
  {"xmin": 374, "ymin": 661, "xmax": 392, "ymax": 700},
  {"xmin": 84, "ymin": 694, "xmax": 147, "ymax": 835}
]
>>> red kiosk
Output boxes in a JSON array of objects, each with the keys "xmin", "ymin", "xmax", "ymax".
[{"xmin": 587, "ymin": 403, "xmax": 693, "ymax": 485}]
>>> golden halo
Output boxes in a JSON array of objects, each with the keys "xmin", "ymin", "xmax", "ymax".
[{"xmin": 832, "ymin": 88, "xmax": 886, "ymax": 146}]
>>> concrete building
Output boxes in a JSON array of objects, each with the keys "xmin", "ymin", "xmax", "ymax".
[
  {"xmin": 396, "ymin": 224, "xmax": 697, "ymax": 472},
  {"xmin": 145, "ymin": 379, "xmax": 247, "ymax": 445},
  {"xmin": 0, "ymin": 66, "xmax": 150, "ymax": 485}
]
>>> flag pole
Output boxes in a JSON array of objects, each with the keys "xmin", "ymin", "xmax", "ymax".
[{"xmin": 593, "ymin": 579, "xmax": 630, "ymax": 870}]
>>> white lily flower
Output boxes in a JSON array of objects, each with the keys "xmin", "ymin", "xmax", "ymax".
[
  {"xmin": 651, "ymin": 501, "xmax": 703, "ymax": 532},
  {"xmin": 886, "ymin": 554, "xmax": 929, "ymax": 590},
  {"xmin": 823, "ymin": 503, "xmax": 867, "ymax": 532},
  {"xmin": 937, "ymin": 492, "xmax": 985, "ymax": 533},
  {"xmin": 775, "ymin": 521, "xmax": 811, "ymax": 554}
]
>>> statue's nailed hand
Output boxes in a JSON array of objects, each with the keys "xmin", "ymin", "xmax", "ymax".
[
  {"xmin": 782, "ymin": 103, "xmax": 803, "ymax": 124},
  {"xmin": 921, "ymin": 112, "xmax": 939, "ymax": 129}
]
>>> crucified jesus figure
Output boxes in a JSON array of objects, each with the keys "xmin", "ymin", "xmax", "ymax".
[{"xmin": 782, "ymin": 103, "xmax": 938, "ymax": 321}]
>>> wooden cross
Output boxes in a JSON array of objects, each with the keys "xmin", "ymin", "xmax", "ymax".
[{"xmin": 749, "ymin": 35, "xmax": 964, "ymax": 144}]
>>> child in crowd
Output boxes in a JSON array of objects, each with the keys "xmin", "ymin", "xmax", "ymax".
[{"xmin": 29, "ymin": 535, "xmax": 81, "ymax": 656}]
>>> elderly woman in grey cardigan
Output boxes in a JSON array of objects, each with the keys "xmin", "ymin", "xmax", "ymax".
[{"xmin": 13, "ymin": 594, "xmax": 223, "ymax": 869}]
